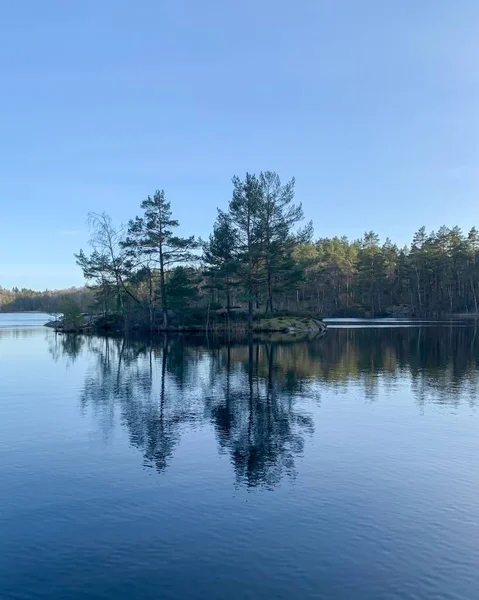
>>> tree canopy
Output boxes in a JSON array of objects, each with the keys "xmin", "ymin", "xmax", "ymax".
[{"xmin": 5, "ymin": 171, "xmax": 479, "ymax": 323}]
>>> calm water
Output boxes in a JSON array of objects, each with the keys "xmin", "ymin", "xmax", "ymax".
[{"xmin": 1, "ymin": 314, "xmax": 479, "ymax": 600}]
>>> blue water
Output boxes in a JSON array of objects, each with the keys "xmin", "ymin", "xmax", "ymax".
[
  {"xmin": 1, "ymin": 314, "xmax": 479, "ymax": 599},
  {"xmin": 0, "ymin": 312, "xmax": 51, "ymax": 328}
]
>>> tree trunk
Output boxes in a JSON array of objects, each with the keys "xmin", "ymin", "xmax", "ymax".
[
  {"xmin": 267, "ymin": 272, "xmax": 273, "ymax": 314},
  {"xmin": 159, "ymin": 242, "xmax": 168, "ymax": 329},
  {"xmin": 226, "ymin": 286, "xmax": 231, "ymax": 329},
  {"xmin": 248, "ymin": 299, "xmax": 253, "ymax": 330},
  {"xmin": 206, "ymin": 295, "xmax": 211, "ymax": 332},
  {"xmin": 247, "ymin": 210, "xmax": 254, "ymax": 330},
  {"xmin": 415, "ymin": 267, "xmax": 422, "ymax": 314},
  {"xmin": 148, "ymin": 267, "xmax": 154, "ymax": 331},
  {"xmin": 471, "ymin": 278, "xmax": 478, "ymax": 313}
]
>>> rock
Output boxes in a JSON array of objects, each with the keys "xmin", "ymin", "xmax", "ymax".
[{"xmin": 44, "ymin": 318, "xmax": 91, "ymax": 334}]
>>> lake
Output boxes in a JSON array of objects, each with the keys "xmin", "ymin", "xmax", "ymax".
[{"xmin": 1, "ymin": 313, "xmax": 479, "ymax": 599}]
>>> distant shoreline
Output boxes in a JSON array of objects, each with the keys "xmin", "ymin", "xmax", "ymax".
[{"xmin": 0, "ymin": 310, "xmax": 50, "ymax": 314}]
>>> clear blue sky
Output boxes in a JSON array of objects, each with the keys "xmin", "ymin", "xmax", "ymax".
[{"xmin": 1, "ymin": 0, "xmax": 478, "ymax": 290}]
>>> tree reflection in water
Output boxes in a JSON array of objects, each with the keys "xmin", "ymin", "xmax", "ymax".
[
  {"xmin": 50, "ymin": 325, "xmax": 479, "ymax": 486},
  {"xmin": 204, "ymin": 342, "xmax": 314, "ymax": 488}
]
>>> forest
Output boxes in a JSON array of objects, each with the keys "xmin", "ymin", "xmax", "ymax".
[
  {"xmin": 0, "ymin": 286, "xmax": 92, "ymax": 313},
  {"xmin": 2, "ymin": 171, "xmax": 479, "ymax": 324}
]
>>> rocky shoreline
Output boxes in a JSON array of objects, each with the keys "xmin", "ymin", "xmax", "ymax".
[{"xmin": 45, "ymin": 314, "xmax": 327, "ymax": 337}]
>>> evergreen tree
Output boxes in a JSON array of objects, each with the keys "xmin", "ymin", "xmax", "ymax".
[
  {"xmin": 122, "ymin": 190, "xmax": 198, "ymax": 328},
  {"xmin": 202, "ymin": 210, "xmax": 238, "ymax": 320},
  {"xmin": 467, "ymin": 227, "xmax": 479, "ymax": 312},
  {"xmin": 256, "ymin": 171, "xmax": 306, "ymax": 313},
  {"xmin": 165, "ymin": 267, "xmax": 199, "ymax": 312},
  {"xmin": 357, "ymin": 231, "xmax": 383, "ymax": 316},
  {"xmin": 228, "ymin": 174, "xmax": 263, "ymax": 329}
]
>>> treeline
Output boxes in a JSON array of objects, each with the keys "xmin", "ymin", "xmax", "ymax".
[
  {"xmin": 74, "ymin": 171, "xmax": 479, "ymax": 327},
  {"xmin": 299, "ymin": 225, "xmax": 479, "ymax": 317},
  {"xmin": 0, "ymin": 286, "xmax": 93, "ymax": 313}
]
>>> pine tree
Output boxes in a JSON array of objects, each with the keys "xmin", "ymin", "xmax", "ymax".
[
  {"xmin": 122, "ymin": 190, "xmax": 198, "ymax": 328},
  {"xmin": 202, "ymin": 210, "xmax": 238, "ymax": 320},
  {"xmin": 228, "ymin": 174, "xmax": 262, "ymax": 329},
  {"xmin": 256, "ymin": 171, "xmax": 307, "ymax": 313},
  {"xmin": 166, "ymin": 267, "xmax": 199, "ymax": 312}
]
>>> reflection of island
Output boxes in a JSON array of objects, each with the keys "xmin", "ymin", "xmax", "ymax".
[
  {"xmin": 48, "ymin": 332, "xmax": 85, "ymax": 363},
  {"xmin": 50, "ymin": 335, "xmax": 316, "ymax": 487},
  {"xmin": 50, "ymin": 325, "xmax": 479, "ymax": 486}
]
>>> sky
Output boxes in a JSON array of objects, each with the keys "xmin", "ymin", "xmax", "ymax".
[{"xmin": 1, "ymin": 0, "xmax": 478, "ymax": 290}]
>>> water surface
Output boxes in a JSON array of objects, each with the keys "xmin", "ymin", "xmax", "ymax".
[{"xmin": 1, "ymin": 314, "xmax": 479, "ymax": 599}]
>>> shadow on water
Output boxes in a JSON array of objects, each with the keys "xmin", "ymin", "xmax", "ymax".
[{"xmin": 49, "ymin": 325, "xmax": 479, "ymax": 487}]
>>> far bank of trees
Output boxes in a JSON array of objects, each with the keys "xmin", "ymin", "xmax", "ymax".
[
  {"xmin": 72, "ymin": 172, "xmax": 479, "ymax": 327},
  {"xmin": 0, "ymin": 286, "xmax": 92, "ymax": 313},
  {"xmin": 298, "ymin": 226, "xmax": 479, "ymax": 318}
]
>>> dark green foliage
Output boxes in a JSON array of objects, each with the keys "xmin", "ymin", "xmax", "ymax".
[
  {"xmin": 122, "ymin": 190, "xmax": 198, "ymax": 328},
  {"xmin": 256, "ymin": 171, "xmax": 306, "ymax": 313},
  {"xmin": 202, "ymin": 210, "xmax": 238, "ymax": 320},
  {"xmin": 58, "ymin": 297, "xmax": 85, "ymax": 329},
  {"xmin": 228, "ymin": 173, "xmax": 263, "ymax": 328},
  {"xmin": 203, "ymin": 171, "xmax": 310, "ymax": 326},
  {"xmin": 6, "ymin": 213, "xmax": 479, "ymax": 323},
  {"xmin": 166, "ymin": 267, "xmax": 199, "ymax": 311},
  {"xmin": 50, "ymin": 175, "xmax": 479, "ymax": 328},
  {"xmin": 294, "ymin": 226, "xmax": 479, "ymax": 317}
]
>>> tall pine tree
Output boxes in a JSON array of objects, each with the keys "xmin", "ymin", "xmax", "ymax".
[{"xmin": 122, "ymin": 190, "xmax": 197, "ymax": 328}]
